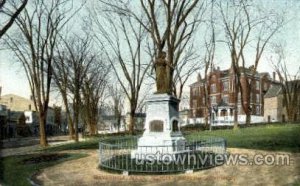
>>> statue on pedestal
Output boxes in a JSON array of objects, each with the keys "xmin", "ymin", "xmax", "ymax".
[{"xmin": 155, "ymin": 51, "xmax": 168, "ymax": 94}]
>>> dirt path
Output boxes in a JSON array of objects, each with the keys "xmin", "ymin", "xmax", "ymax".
[{"xmin": 35, "ymin": 148, "xmax": 300, "ymax": 186}]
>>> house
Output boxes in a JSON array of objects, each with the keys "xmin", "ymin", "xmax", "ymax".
[
  {"xmin": 179, "ymin": 109, "xmax": 189, "ymax": 126},
  {"xmin": 189, "ymin": 66, "xmax": 276, "ymax": 125},
  {"xmin": 0, "ymin": 104, "xmax": 8, "ymax": 139},
  {"xmin": 179, "ymin": 92, "xmax": 190, "ymax": 111},
  {"xmin": 0, "ymin": 94, "xmax": 35, "ymax": 112},
  {"xmin": 264, "ymin": 81, "xmax": 300, "ymax": 122},
  {"xmin": 0, "ymin": 94, "xmax": 59, "ymax": 137},
  {"xmin": 98, "ymin": 115, "xmax": 126, "ymax": 133},
  {"xmin": 24, "ymin": 107, "xmax": 57, "ymax": 135},
  {"xmin": 98, "ymin": 112, "xmax": 146, "ymax": 133},
  {"xmin": 264, "ymin": 84, "xmax": 284, "ymax": 122}
]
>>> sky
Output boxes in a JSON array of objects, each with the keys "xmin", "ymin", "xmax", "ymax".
[{"xmin": 1, "ymin": 0, "xmax": 300, "ymax": 106}]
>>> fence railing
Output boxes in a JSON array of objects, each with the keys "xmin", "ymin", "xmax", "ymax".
[{"xmin": 99, "ymin": 136, "xmax": 226, "ymax": 173}]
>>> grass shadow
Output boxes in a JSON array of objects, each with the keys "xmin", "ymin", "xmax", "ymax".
[{"xmin": 0, "ymin": 153, "xmax": 87, "ymax": 186}]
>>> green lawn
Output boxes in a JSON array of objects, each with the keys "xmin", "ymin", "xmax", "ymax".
[
  {"xmin": 185, "ymin": 123, "xmax": 300, "ymax": 152},
  {"xmin": 44, "ymin": 123, "xmax": 300, "ymax": 153},
  {"xmin": 0, "ymin": 123, "xmax": 299, "ymax": 185}
]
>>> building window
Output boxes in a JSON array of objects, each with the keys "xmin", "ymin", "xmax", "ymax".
[
  {"xmin": 193, "ymin": 87, "xmax": 199, "ymax": 96},
  {"xmin": 210, "ymin": 96, "xmax": 216, "ymax": 105},
  {"xmin": 192, "ymin": 109, "xmax": 196, "ymax": 117},
  {"xmin": 256, "ymin": 81, "xmax": 260, "ymax": 90},
  {"xmin": 256, "ymin": 105, "xmax": 260, "ymax": 115},
  {"xmin": 192, "ymin": 99, "xmax": 197, "ymax": 108},
  {"xmin": 223, "ymin": 81, "xmax": 229, "ymax": 91},
  {"xmin": 211, "ymin": 84, "xmax": 216, "ymax": 93},
  {"xmin": 28, "ymin": 104, "xmax": 31, "ymax": 110},
  {"xmin": 192, "ymin": 88, "xmax": 196, "ymax": 96},
  {"xmin": 256, "ymin": 94, "xmax": 260, "ymax": 103},
  {"xmin": 238, "ymin": 92, "xmax": 241, "ymax": 103},
  {"xmin": 10, "ymin": 97, "xmax": 13, "ymax": 103},
  {"xmin": 223, "ymin": 95, "xmax": 229, "ymax": 103}
]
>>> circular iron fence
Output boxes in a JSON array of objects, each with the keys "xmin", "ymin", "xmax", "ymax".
[{"xmin": 99, "ymin": 136, "xmax": 226, "ymax": 174}]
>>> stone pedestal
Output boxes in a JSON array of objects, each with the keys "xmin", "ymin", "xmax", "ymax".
[{"xmin": 131, "ymin": 94, "xmax": 186, "ymax": 160}]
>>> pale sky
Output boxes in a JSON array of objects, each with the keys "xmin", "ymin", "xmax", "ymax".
[{"xmin": 1, "ymin": 0, "xmax": 300, "ymax": 105}]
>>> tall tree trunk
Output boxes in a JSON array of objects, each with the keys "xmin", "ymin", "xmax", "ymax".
[
  {"xmin": 129, "ymin": 109, "xmax": 135, "ymax": 135},
  {"xmin": 91, "ymin": 122, "xmax": 97, "ymax": 135},
  {"xmin": 73, "ymin": 97, "xmax": 79, "ymax": 142},
  {"xmin": 287, "ymin": 107, "xmax": 295, "ymax": 122},
  {"xmin": 62, "ymin": 95, "xmax": 74, "ymax": 139},
  {"xmin": 204, "ymin": 113, "xmax": 209, "ymax": 129},
  {"xmin": 66, "ymin": 111, "xmax": 75, "ymax": 139},
  {"xmin": 246, "ymin": 114, "xmax": 251, "ymax": 126},
  {"xmin": 74, "ymin": 115, "xmax": 79, "ymax": 142},
  {"xmin": 233, "ymin": 77, "xmax": 239, "ymax": 129},
  {"xmin": 39, "ymin": 112, "xmax": 48, "ymax": 146}
]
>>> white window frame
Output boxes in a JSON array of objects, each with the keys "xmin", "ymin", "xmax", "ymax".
[
  {"xmin": 256, "ymin": 81, "xmax": 260, "ymax": 90},
  {"xmin": 211, "ymin": 84, "xmax": 216, "ymax": 93},
  {"xmin": 256, "ymin": 105, "xmax": 260, "ymax": 115},
  {"xmin": 256, "ymin": 94, "xmax": 260, "ymax": 103},
  {"xmin": 223, "ymin": 95, "xmax": 229, "ymax": 103},
  {"xmin": 211, "ymin": 96, "xmax": 216, "ymax": 105},
  {"xmin": 223, "ymin": 81, "xmax": 229, "ymax": 91}
]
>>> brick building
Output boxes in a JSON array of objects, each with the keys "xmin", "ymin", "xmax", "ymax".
[{"xmin": 189, "ymin": 66, "xmax": 275, "ymax": 122}]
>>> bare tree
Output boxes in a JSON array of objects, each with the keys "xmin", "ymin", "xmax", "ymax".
[
  {"xmin": 169, "ymin": 44, "xmax": 201, "ymax": 99},
  {"xmin": 5, "ymin": 0, "xmax": 79, "ymax": 146},
  {"xmin": 203, "ymin": 12, "xmax": 216, "ymax": 129},
  {"xmin": 0, "ymin": 0, "xmax": 27, "ymax": 39},
  {"xmin": 81, "ymin": 59, "xmax": 110, "ymax": 135},
  {"xmin": 91, "ymin": 4, "xmax": 152, "ymax": 134},
  {"xmin": 138, "ymin": 0, "xmax": 207, "ymax": 95},
  {"xmin": 139, "ymin": 0, "xmax": 206, "ymax": 96},
  {"xmin": 52, "ymin": 44, "xmax": 75, "ymax": 140},
  {"xmin": 53, "ymin": 35, "xmax": 94, "ymax": 141},
  {"xmin": 106, "ymin": 84, "xmax": 125, "ymax": 132},
  {"xmin": 98, "ymin": 0, "xmax": 207, "ymax": 98},
  {"xmin": 271, "ymin": 44, "xmax": 300, "ymax": 122},
  {"xmin": 217, "ymin": 0, "xmax": 283, "ymax": 127}
]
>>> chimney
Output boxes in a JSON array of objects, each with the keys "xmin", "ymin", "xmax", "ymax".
[{"xmin": 273, "ymin": 72, "xmax": 276, "ymax": 81}]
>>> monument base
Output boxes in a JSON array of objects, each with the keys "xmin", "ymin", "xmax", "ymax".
[
  {"xmin": 131, "ymin": 133, "xmax": 186, "ymax": 161},
  {"xmin": 131, "ymin": 94, "xmax": 186, "ymax": 161}
]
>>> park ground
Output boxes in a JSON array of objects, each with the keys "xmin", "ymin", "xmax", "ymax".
[{"xmin": 0, "ymin": 123, "xmax": 300, "ymax": 186}]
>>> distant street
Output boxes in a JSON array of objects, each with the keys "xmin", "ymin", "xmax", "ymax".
[{"xmin": 0, "ymin": 135, "xmax": 78, "ymax": 157}]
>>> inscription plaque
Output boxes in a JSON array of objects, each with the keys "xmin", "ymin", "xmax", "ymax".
[{"xmin": 150, "ymin": 120, "xmax": 164, "ymax": 132}]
